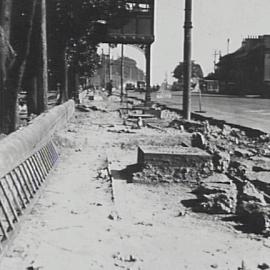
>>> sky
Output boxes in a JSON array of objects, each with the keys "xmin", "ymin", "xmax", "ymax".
[{"xmin": 100, "ymin": 0, "xmax": 270, "ymax": 84}]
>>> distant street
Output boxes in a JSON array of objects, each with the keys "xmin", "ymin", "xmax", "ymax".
[{"xmin": 129, "ymin": 90, "xmax": 270, "ymax": 134}]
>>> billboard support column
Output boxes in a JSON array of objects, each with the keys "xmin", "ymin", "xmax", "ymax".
[
  {"xmin": 108, "ymin": 45, "xmax": 111, "ymax": 81},
  {"xmin": 145, "ymin": 44, "xmax": 151, "ymax": 105},
  {"xmin": 120, "ymin": 44, "xmax": 124, "ymax": 103}
]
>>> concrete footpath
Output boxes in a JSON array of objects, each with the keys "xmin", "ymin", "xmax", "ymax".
[{"xmin": 0, "ymin": 94, "xmax": 269, "ymax": 270}]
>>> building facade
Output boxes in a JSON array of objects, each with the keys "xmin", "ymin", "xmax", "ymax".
[
  {"xmin": 90, "ymin": 54, "xmax": 145, "ymax": 89},
  {"xmin": 216, "ymin": 35, "xmax": 270, "ymax": 96}
]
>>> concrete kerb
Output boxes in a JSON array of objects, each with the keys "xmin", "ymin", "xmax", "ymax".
[{"xmin": 0, "ymin": 100, "xmax": 75, "ymax": 179}]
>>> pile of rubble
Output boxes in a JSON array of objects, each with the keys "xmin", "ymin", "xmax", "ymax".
[
  {"xmin": 170, "ymin": 118, "xmax": 270, "ymax": 234},
  {"xmin": 119, "ymin": 101, "xmax": 270, "ymax": 233}
]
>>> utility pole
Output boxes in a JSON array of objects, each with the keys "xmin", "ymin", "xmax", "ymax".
[
  {"xmin": 120, "ymin": 44, "xmax": 124, "ymax": 102},
  {"xmin": 144, "ymin": 44, "xmax": 151, "ymax": 105},
  {"xmin": 213, "ymin": 50, "xmax": 218, "ymax": 71},
  {"xmin": 183, "ymin": 0, "xmax": 192, "ymax": 120},
  {"xmin": 165, "ymin": 71, "xmax": 168, "ymax": 90},
  {"xmin": 227, "ymin": 38, "xmax": 230, "ymax": 54}
]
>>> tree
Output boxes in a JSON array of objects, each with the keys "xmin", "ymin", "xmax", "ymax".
[
  {"xmin": 48, "ymin": 0, "xmax": 128, "ymax": 104},
  {"xmin": 173, "ymin": 61, "xmax": 204, "ymax": 81},
  {"xmin": 0, "ymin": 0, "xmax": 37, "ymax": 134},
  {"xmin": 0, "ymin": 0, "xmax": 128, "ymax": 133}
]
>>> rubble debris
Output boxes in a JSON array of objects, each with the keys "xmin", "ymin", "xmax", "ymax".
[
  {"xmin": 245, "ymin": 172, "xmax": 270, "ymax": 196},
  {"xmin": 230, "ymin": 128, "xmax": 244, "ymax": 139},
  {"xmin": 221, "ymin": 124, "xmax": 232, "ymax": 136},
  {"xmin": 136, "ymin": 117, "xmax": 144, "ymax": 129},
  {"xmin": 108, "ymin": 211, "xmax": 121, "ymax": 221},
  {"xmin": 213, "ymin": 151, "xmax": 230, "ymax": 173},
  {"xmin": 191, "ymin": 132, "xmax": 206, "ymax": 149},
  {"xmin": 250, "ymin": 157, "xmax": 270, "ymax": 172},
  {"xmin": 258, "ymin": 263, "xmax": 270, "ymax": 270},
  {"xmin": 107, "ymin": 129, "xmax": 136, "ymax": 134},
  {"xmin": 77, "ymin": 104, "xmax": 108, "ymax": 113},
  {"xmin": 253, "ymin": 166, "xmax": 270, "ymax": 172},
  {"xmin": 234, "ymin": 148, "xmax": 254, "ymax": 158},
  {"xmin": 97, "ymin": 168, "xmax": 109, "ymax": 180},
  {"xmin": 259, "ymin": 134, "xmax": 270, "ymax": 143},
  {"xmin": 134, "ymin": 221, "xmax": 153, "ymax": 227},
  {"xmin": 112, "ymin": 252, "xmax": 139, "ymax": 264},
  {"xmin": 67, "ymin": 128, "xmax": 77, "ymax": 133},
  {"xmin": 160, "ymin": 110, "xmax": 180, "ymax": 120},
  {"xmin": 237, "ymin": 202, "xmax": 270, "ymax": 233},
  {"xmin": 176, "ymin": 209, "xmax": 188, "ymax": 217},
  {"xmin": 193, "ymin": 174, "xmax": 237, "ymax": 214},
  {"xmin": 26, "ymin": 266, "xmax": 42, "ymax": 270},
  {"xmin": 229, "ymin": 160, "xmax": 250, "ymax": 178},
  {"xmin": 169, "ymin": 119, "xmax": 205, "ymax": 133},
  {"xmin": 239, "ymin": 181, "xmax": 266, "ymax": 205},
  {"xmin": 76, "ymin": 104, "xmax": 90, "ymax": 112}
]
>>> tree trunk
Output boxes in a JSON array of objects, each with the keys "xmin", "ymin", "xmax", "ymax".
[
  {"xmin": 38, "ymin": 0, "xmax": 48, "ymax": 112},
  {"xmin": 1, "ymin": 0, "xmax": 38, "ymax": 133},
  {"xmin": 0, "ymin": 0, "xmax": 14, "ymax": 133},
  {"xmin": 0, "ymin": 0, "xmax": 12, "ymax": 38}
]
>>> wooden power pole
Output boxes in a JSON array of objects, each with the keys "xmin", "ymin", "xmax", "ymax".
[{"xmin": 183, "ymin": 0, "xmax": 192, "ymax": 120}]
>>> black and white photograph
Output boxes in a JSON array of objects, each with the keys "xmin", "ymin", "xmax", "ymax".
[{"xmin": 0, "ymin": 0, "xmax": 270, "ymax": 269}]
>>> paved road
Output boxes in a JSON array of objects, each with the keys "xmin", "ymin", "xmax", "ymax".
[{"xmin": 128, "ymin": 90, "xmax": 270, "ymax": 134}]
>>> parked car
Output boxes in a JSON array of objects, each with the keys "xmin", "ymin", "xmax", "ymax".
[
  {"xmin": 136, "ymin": 81, "xmax": 146, "ymax": 92},
  {"xmin": 125, "ymin": 83, "xmax": 135, "ymax": 90}
]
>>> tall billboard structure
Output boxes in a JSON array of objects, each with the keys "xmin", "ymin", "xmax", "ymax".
[
  {"xmin": 103, "ymin": 0, "xmax": 154, "ymax": 45},
  {"xmin": 98, "ymin": 0, "xmax": 155, "ymax": 103}
]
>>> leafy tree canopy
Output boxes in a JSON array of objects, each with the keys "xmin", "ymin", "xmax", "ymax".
[
  {"xmin": 173, "ymin": 61, "xmax": 204, "ymax": 80},
  {"xmin": 48, "ymin": 0, "xmax": 128, "ymax": 77}
]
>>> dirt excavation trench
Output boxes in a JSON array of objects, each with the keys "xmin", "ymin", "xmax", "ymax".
[{"xmin": 1, "ymin": 94, "xmax": 270, "ymax": 270}]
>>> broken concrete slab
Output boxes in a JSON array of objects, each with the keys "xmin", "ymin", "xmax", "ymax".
[
  {"xmin": 191, "ymin": 132, "xmax": 207, "ymax": 149},
  {"xmin": 245, "ymin": 171, "xmax": 270, "ymax": 196},
  {"xmin": 134, "ymin": 146, "xmax": 213, "ymax": 183},
  {"xmin": 128, "ymin": 113, "xmax": 156, "ymax": 119},
  {"xmin": 193, "ymin": 174, "xmax": 238, "ymax": 214},
  {"xmin": 239, "ymin": 181, "xmax": 267, "ymax": 205},
  {"xmin": 137, "ymin": 145, "xmax": 212, "ymax": 168},
  {"xmin": 131, "ymin": 106, "xmax": 162, "ymax": 118},
  {"xmin": 234, "ymin": 147, "xmax": 254, "ymax": 158}
]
